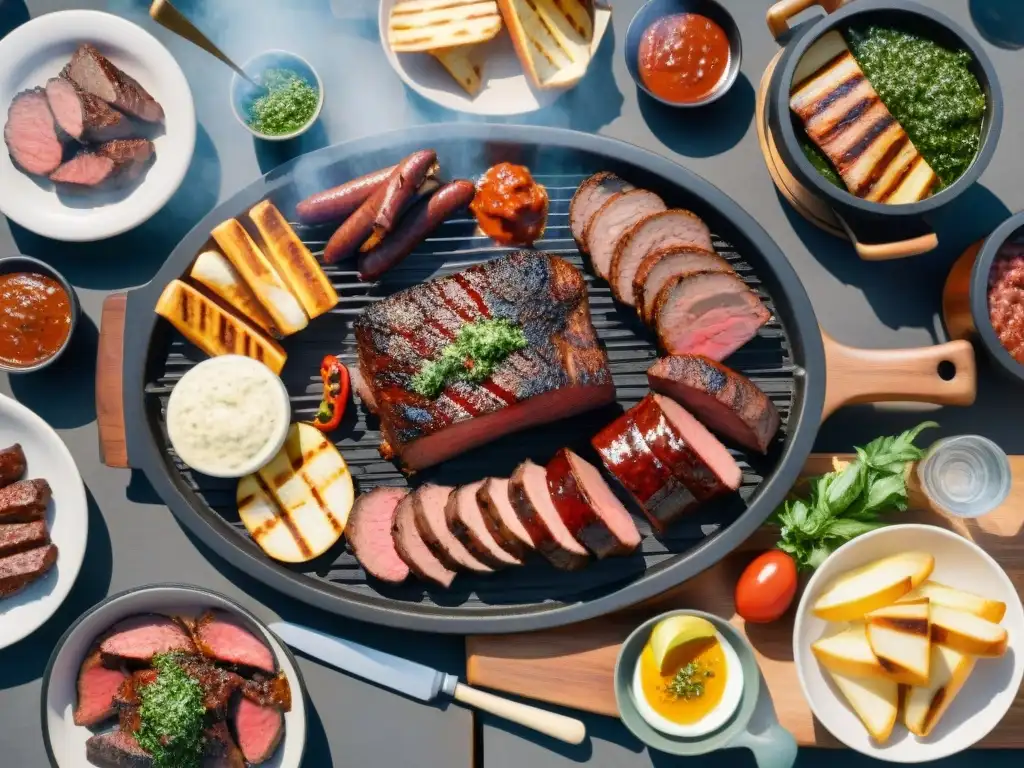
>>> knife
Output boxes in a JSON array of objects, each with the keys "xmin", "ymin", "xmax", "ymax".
[{"xmin": 268, "ymin": 620, "xmax": 586, "ymax": 745}]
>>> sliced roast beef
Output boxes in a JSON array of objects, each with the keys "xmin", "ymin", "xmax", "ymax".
[
  {"xmin": 0, "ymin": 520, "xmax": 49, "ymax": 557},
  {"xmin": 348, "ymin": 487, "xmax": 410, "ymax": 583},
  {"xmin": 85, "ymin": 730, "xmax": 152, "ymax": 768},
  {"xmin": 585, "ymin": 189, "xmax": 666, "ymax": 279},
  {"xmin": 648, "ymin": 355, "xmax": 781, "ymax": 453},
  {"xmin": 73, "ymin": 649, "xmax": 128, "ymax": 726},
  {"xmin": 99, "ymin": 614, "xmax": 196, "ymax": 663},
  {"xmin": 350, "ymin": 366, "xmax": 377, "ymax": 414},
  {"xmin": 45, "ymin": 77, "xmax": 133, "ymax": 142},
  {"xmin": 633, "ymin": 245, "xmax": 734, "ymax": 323},
  {"xmin": 193, "ymin": 610, "xmax": 275, "ymax": 673},
  {"xmin": 203, "ymin": 722, "xmax": 246, "ymax": 768},
  {"xmin": 0, "ymin": 543, "xmax": 57, "ymax": 597},
  {"xmin": 50, "ymin": 138, "xmax": 154, "ymax": 187},
  {"xmin": 545, "ymin": 448, "xmax": 640, "ymax": 558},
  {"xmin": 176, "ymin": 655, "xmax": 246, "ymax": 717},
  {"xmin": 0, "ymin": 443, "xmax": 27, "ymax": 488},
  {"xmin": 476, "ymin": 477, "xmax": 532, "ymax": 557},
  {"xmin": 97, "ymin": 138, "xmax": 154, "ymax": 181},
  {"xmin": 0, "ymin": 478, "xmax": 51, "ymax": 523},
  {"xmin": 654, "ymin": 271, "xmax": 771, "ymax": 360},
  {"xmin": 63, "ymin": 44, "xmax": 164, "ymax": 123},
  {"xmin": 392, "ymin": 493, "xmax": 456, "ymax": 587},
  {"xmin": 445, "ymin": 481, "xmax": 521, "ymax": 568},
  {"xmin": 609, "ymin": 210, "xmax": 714, "ymax": 305},
  {"xmin": 233, "ymin": 696, "xmax": 285, "ymax": 764},
  {"xmin": 508, "ymin": 461, "xmax": 589, "ymax": 571},
  {"xmin": 414, "ymin": 484, "xmax": 492, "ymax": 573},
  {"xmin": 4, "ymin": 88, "xmax": 64, "ymax": 176},
  {"xmin": 568, "ymin": 172, "xmax": 635, "ymax": 251}
]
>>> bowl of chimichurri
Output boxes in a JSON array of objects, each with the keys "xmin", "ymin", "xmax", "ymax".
[
  {"xmin": 231, "ymin": 50, "xmax": 324, "ymax": 141},
  {"xmin": 764, "ymin": 0, "xmax": 1001, "ymax": 256}
]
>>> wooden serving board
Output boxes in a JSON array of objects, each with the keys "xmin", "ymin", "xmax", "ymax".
[{"xmin": 466, "ymin": 456, "xmax": 1024, "ymax": 748}]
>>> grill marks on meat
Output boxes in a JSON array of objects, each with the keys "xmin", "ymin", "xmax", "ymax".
[
  {"xmin": 100, "ymin": 614, "xmax": 196, "ymax": 664},
  {"xmin": 568, "ymin": 172, "xmax": 634, "ymax": 251},
  {"xmin": 63, "ymin": 44, "xmax": 164, "ymax": 123},
  {"xmin": 445, "ymin": 481, "xmax": 522, "ymax": 568},
  {"xmin": 4, "ymin": 89, "xmax": 64, "ymax": 176},
  {"xmin": 0, "ymin": 478, "xmax": 51, "ymax": 523},
  {"xmin": 347, "ymin": 487, "xmax": 410, "ymax": 583},
  {"xmin": 414, "ymin": 484, "xmax": 493, "ymax": 573},
  {"xmin": 74, "ymin": 650, "xmax": 129, "ymax": 726},
  {"xmin": 392, "ymin": 492, "xmax": 456, "ymax": 587},
  {"xmin": 0, "ymin": 520, "xmax": 49, "ymax": 557},
  {"xmin": 45, "ymin": 77, "xmax": 133, "ymax": 143},
  {"xmin": 509, "ymin": 460, "xmax": 589, "ymax": 571},
  {"xmin": 50, "ymin": 138, "xmax": 154, "ymax": 187},
  {"xmin": 192, "ymin": 610, "xmax": 276, "ymax": 673},
  {"xmin": 0, "ymin": 444, "xmax": 27, "ymax": 488}
]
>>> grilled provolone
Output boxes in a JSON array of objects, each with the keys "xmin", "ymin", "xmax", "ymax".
[
  {"xmin": 432, "ymin": 46, "xmax": 484, "ymax": 96},
  {"xmin": 388, "ymin": 0, "xmax": 503, "ymax": 53},
  {"xmin": 498, "ymin": 0, "xmax": 594, "ymax": 88}
]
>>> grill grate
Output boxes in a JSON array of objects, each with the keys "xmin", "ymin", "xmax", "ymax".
[{"xmin": 147, "ymin": 174, "xmax": 795, "ymax": 609}]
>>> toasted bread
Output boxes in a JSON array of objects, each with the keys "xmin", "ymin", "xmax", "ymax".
[
  {"xmin": 248, "ymin": 200, "xmax": 338, "ymax": 320},
  {"xmin": 899, "ymin": 580, "xmax": 1007, "ymax": 623},
  {"xmin": 905, "ymin": 643, "xmax": 976, "ymax": 737},
  {"xmin": 211, "ymin": 219, "xmax": 308, "ymax": 336},
  {"xmin": 154, "ymin": 279, "xmax": 287, "ymax": 374},
  {"xmin": 827, "ymin": 668, "xmax": 899, "ymax": 743},
  {"xmin": 388, "ymin": 0, "xmax": 503, "ymax": 53},
  {"xmin": 498, "ymin": 0, "xmax": 594, "ymax": 89},
  {"xmin": 189, "ymin": 250, "xmax": 279, "ymax": 337},
  {"xmin": 866, "ymin": 598, "xmax": 932, "ymax": 686},
  {"xmin": 432, "ymin": 46, "xmax": 485, "ymax": 96}
]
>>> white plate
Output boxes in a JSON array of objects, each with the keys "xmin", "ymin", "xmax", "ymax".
[
  {"xmin": 378, "ymin": 1, "xmax": 611, "ymax": 116},
  {"xmin": 0, "ymin": 10, "xmax": 196, "ymax": 242},
  {"xmin": 0, "ymin": 393, "xmax": 87, "ymax": 650},
  {"xmin": 793, "ymin": 524, "xmax": 1024, "ymax": 762},
  {"xmin": 43, "ymin": 585, "xmax": 307, "ymax": 768}
]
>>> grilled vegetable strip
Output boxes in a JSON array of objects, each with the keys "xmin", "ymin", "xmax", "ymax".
[{"xmin": 314, "ymin": 355, "xmax": 350, "ymax": 433}]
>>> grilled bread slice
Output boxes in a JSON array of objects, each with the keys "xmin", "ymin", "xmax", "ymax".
[
  {"xmin": 929, "ymin": 604, "xmax": 1008, "ymax": 657},
  {"xmin": 899, "ymin": 580, "xmax": 1007, "ymax": 623},
  {"xmin": 865, "ymin": 598, "xmax": 931, "ymax": 686},
  {"xmin": 432, "ymin": 47, "xmax": 485, "ymax": 96},
  {"xmin": 237, "ymin": 423, "xmax": 353, "ymax": 563},
  {"xmin": 154, "ymin": 279, "xmax": 287, "ymax": 374},
  {"xmin": 905, "ymin": 643, "xmax": 976, "ymax": 737},
  {"xmin": 248, "ymin": 200, "xmax": 338, "ymax": 320},
  {"xmin": 498, "ymin": 0, "xmax": 594, "ymax": 89},
  {"xmin": 813, "ymin": 551, "xmax": 934, "ymax": 621},
  {"xmin": 388, "ymin": 0, "xmax": 503, "ymax": 53},
  {"xmin": 827, "ymin": 668, "xmax": 898, "ymax": 744},
  {"xmin": 189, "ymin": 250, "xmax": 279, "ymax": 337},
  {"xmin": 812, "ymin": 624, "xmax": 889, "ymax": 680},
  {"xmin": 211, "ymin": 219, "xmax": 308, "ymax": 336}
]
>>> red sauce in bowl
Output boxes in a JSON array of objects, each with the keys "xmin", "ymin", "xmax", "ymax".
[
  {"xmin": 989, "ymin": 243, "xmax": 1024, "ymax": 364},
  {"xmin": 638, "ymin": 13, "xmax": 730, "ymax": 104},
  {"xmin": 0, "ymin": 272, "xmax": 72, "ymax": 368}
]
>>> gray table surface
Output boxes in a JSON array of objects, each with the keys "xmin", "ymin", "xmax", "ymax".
[{"xmin": 1, "ymin": 0, "xmax": 1022, "ymax": 766}]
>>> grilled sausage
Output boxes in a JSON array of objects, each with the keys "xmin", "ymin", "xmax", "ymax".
[
  {"xmin": 357, "ymin": 179, "xmax": 476, "ymax": 280},
  {"xmin": 0, "ymin": 444, "xmax": 27, "ymax": 489},
  {"xmin": 360, "ymin": 178, "xmax": 440, "ymax": 252},
  {"xmin": 295, "ymin": 165, "xmax": 396, "ymax": 225},
  {"xmin": 373, "ymin": 150, "xmax": 438, "ymax": 239}
]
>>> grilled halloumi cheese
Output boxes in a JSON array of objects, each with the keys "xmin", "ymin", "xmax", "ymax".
[
  {"xmin": 432, "ymin": 46, "xmax": 485, "ymax": 96},
  {"xmin": 499, "ymin": 0, "xmax": 594, "ymax": 89},
  {"xmin": 189, "ymin": 250, "xmax": 279, "ymax": 337},
  {"xmin": 237, "ymin": 423, "xmax": 353, "ymax": 563},
  {"xmin": 789, "ymin": 31, "xmax": 938, "ymax": 203},
  {"xmin": 388, "ymin": 0, "xmax": 503, "ymax": 53},
  {"xmin": 211, "ymin": 219, "xmax": 308, "ymax": 336},
  {"xmin": 248, "ymin": 200, "xmax": 338, "ymax": 320},
  {"xmin": 154, "ymin": 279, "xmax": 287, "ymax": 374}
]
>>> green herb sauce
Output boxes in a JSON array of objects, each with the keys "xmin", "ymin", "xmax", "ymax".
[
  {"xmin": 411, "ymin": 319, "xmax": 528, "ymax": 399},
  {"xmin": 247, "ymin": 68, "xmax": 319, "ymax": 136},
  {"xmin": 136, "ymin": 653, "xmax": 206, "ymax": 768}
]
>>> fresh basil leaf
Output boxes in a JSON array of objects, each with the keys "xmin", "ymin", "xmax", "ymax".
[
  {"xmin": 825, "ymin": 461, "xmax": 866, "ymax": 515},
  {"xmin": 806, "ymin": 545, "xmax": 833, "ymax": 570},
  {"xmin": 824, "ymin": 519, "xmax": 887, "ymax": 539},
  {"xmin": 789, "ymin": 499, "xmax": 812, "ymax": 530}
]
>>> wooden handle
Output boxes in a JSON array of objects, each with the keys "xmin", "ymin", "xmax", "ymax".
[
  {"xmin": 766, "ymin": 0, "xmax": 848, "ymax": 40},
  {"xmin": 821, "ymin": 331, "xmax": 977, "ymax": 421},
  {"xmin": 850, "ymin": 231, "xmax": 939, "ymax": 261},
  {"xmin": 452, "ymin": 682, "xmax": 586, "ymax": 745},
  {"xmin": 149, "ymin": 0, "xmax": 253, "ymax": 83},
  {"xmin": 97, "ymin": 293, "xmax": 129, "ymax": 469},
  {"xmin": 943, "ymin": 241, "xmax": 983, "ymax": 340}
]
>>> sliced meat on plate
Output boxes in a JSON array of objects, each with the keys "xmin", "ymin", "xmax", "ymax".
[
  {"xmin": 347, "ymin": 487, "xmax": 410, "ymax": 583},
  {"xmin": 73, "ymin": 649, "xmax": 129, "ymax": 726},
  {"xmin": 0, "ymin": 443, "xmax": 27, "ymax": 489},
  {"xmin": 609, "ymin": 210, "xmax": 714, "ymax": 305},
  {"xmin": 0, "ymin": 519, "xmax": 49, "ymax": 557},
  {"xmin": 0, "ymin": 478, "xmax": 51, "ymax": 523},
  {"xmin": 193, "ymin": 610, "xmax": 276, "ymax": 673},
  {"xmin": 476, "ymin": 477, "xmax": 532, "ymax": 558},
  {"xmin": 653, "ymin": 270, "xmax": 771, "ymax": 360},
  {"xmin": 648, "ymin": 355, "xmax": 781, "ymax": 453},
  {"xmin": 545, "ymin": 448, "xmax": 640, "ymax": 558},
  {"xmin": 85, "ymin": 730, "xmax": 151, "ymax": 768},
  {"xmin": 508, "ymin": 460, "xmax": 589, "ymax": 571},
  {"xmin": 584, "ymin": 189, "xmax": 666, "ymax": 279},
  {"xmin": 445, "ymin": 481, "xmax": 521, "ymax": 568},
  {"xmin": 415, "ymin": 484, "xmax": 492, "ymax": 573},
  {"xmin": 204, "ymin": 721, "xmax": 246, "ymax": 768},
  {"xmin": 568, "ymin": 172, "xmax": 634, "ymax": 251},
  {"xmin": 63, "ymin": 43, "xmax": 164, "ymax": 123},
  {"xmin": 633, "ymin": 245, "xmax": 734, "ymax": 323},
  {"xmin": 0, "ymin": 543, "xmax": 56, "ymax": 598},
  {"xmin": 99, "ymin": 614, "xmax": 196, "ymax": 663},
  {"xmin": 3, "ymin": 88, "xmax": 64, "ymax": 176},
  {"xmin": 232, "ymin": 696, "xmax": 285, "ymax": 765},
  {"xmin": 50, "ymin": 138, "xmax": 154, "ymax": 188},
  {"xmin": 392, "ymin": 492, "xmax": 456, "ymax": 587},
  {"xmin": 45, "ymin": 77, "xmax": 133, "ymax": 143}
]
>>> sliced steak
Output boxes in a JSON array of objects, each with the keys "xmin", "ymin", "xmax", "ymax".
[
  {"xmin": 476, "ymin": 477, "xmax": 532, "ymax": 557},
  {"xmin": 193, "ymin": 610, "xmax": 275, "ymax": 673},
  {"xmin": 203, "ymin": 722, "xmax": 246, "ymax": 768},
  {"xmin": 348, "ymin": 487, "xmax": 410, "ymax": 583},
  {"xmin": 648, "ymin": 355, "xmax": 780, "ymax": 453},
  {"xmin": 241, "ymin": 672, "xmax": 292, "ymax": 711},
  {"xmin": 4, "ymin": 88, "xmax": 64, "ymax": 176},
  {"xmin": 654, "ymin": 271, "xmax": 771, "ymax": 360},
  {"xmin": 177, "ymin": 655, "xmax": 246, "ymax": 717},
  {"xmin": 63, "ymin": 43, "xmax": 164, "ymax": 123},
  {"xmin": 233, "ymin": 696, "xmax": 285, "ymax": 764},
  {"xmin": 546, "ymin": 448, "xmax": 640, "ymax": 558},
  {"xmin": 585, "ymin": 189, "xmax": 666, "ymax": 279},
  {"xmin": 568, "ymin": 172, "xmax": 634, "ymax": 251},
  {"xmin": 85, "ymin": 730, "xmax": 153, "ymax": 768},
  {"xmin": 73, "ymin": 649, "xmax": 128, "ymax": 726},
  {"xmin": 49, "ymin": 151, "xmax": 115, "ymax": 187},
  {"xmin": 350, "ymin": 365, "xmax": 377, "ymax": 414},
  {"xmin": 414, "ymin": 484, "xmax": 492, "ymax": 573},
  {"xmin": 634, "ymin": 245, "xmax": 734, "ymax": 323},
  {"xmin": 0, "ymin": 520, "xmax": 49, "ymax": 557},
  {"xmin": 113, "ymin": 668, "xmax": 156, "ymax": 733},
  {"xmin": 0, "ymin": 478, "xmax": 51, "ymax": 523},
  {"xmin": 96, "ymin": 138, "xmax": 154, "ymax": 181},
  {"xmin": 392, "ymin": 493, "xmax": 456, "ymax": 587},
  {"xmin": 45, "ymin": 77, "xmax": 133, "ymax": 142},
  {"xmin": 99, "ymin": 614, "xmax": 196, "ymax": 663},
  {"xmin": 508, "ymin": 461, "xmax": 588, "ymax": 571},
  {"xmin": 445, "ymin": 482, "xmax": 521, "ymax": 569},
  {"xmin": 609, "ymin": 210, "xmax": 714, "ymax": 305},
  {"xmin": 50, "ymin": 138, "xmax": 154, "ymax": 187},
  {"xmin": 0, "ymin": 443, "xmax": 27, "ymax": 488},
  {"xmin": 0, "ymin": 543, "xmax": 56, "ymax": 597}
]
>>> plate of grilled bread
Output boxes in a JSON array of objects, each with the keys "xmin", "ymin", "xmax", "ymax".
[{"xmin": 381, "ymin": 0, "xmax": 611, "ymax": 115}]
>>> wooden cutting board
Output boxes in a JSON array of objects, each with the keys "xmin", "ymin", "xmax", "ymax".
[{"xmin": 467, "ymin": 455, "xmax": 1024, "ymax": 748}]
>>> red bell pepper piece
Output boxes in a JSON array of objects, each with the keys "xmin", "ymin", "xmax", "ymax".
[{"xmin": 314, "ymin": 355, "xmax": 350, "ymax": 432}]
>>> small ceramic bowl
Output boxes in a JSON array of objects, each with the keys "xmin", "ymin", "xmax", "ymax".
[
  {"xmin": 230, "ymin": 50, "xmax": 324, "ymax": 141},
  {"xmin": 42, "ymin": 584, "xmax": 308, "ymax": 768},
  {"xmin": 0, "ymin": 255, "xmax": 80, "ymax": 374},
  {"xmin": 624, "ymin": 0, "xmax": 742, "ymax": 108},
  {"xmin": 614, "ymin": 610, "xmax": 797, "ymax": 767}
]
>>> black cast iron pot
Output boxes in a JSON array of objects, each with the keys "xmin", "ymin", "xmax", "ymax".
[{"xmin": 765, "ymin": 0, "xmax": 1002, "ymax": 260}]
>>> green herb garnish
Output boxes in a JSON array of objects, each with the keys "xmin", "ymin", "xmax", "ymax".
[
  {"xmin": 773, "ymin": 422, "xmax": 937, "ymax": 571},
  {"xmin": 136, "ymin": 653, "xmax": 205, "ymax": 768},
  {"xmin": 247, "ymin": 68, "xmax": 319, "ymax": 136},
  {"xmin": 665, "ymin": 661, "xmax": 709, "ymax": 700},
  {"xmin": 411, "ymin": 319, "xmax": 528, "ymax": 399}
]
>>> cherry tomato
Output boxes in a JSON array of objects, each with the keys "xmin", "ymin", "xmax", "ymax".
[{"xmin": 735, "ymin": 550, "xmax": 798, "ymax": 623}]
